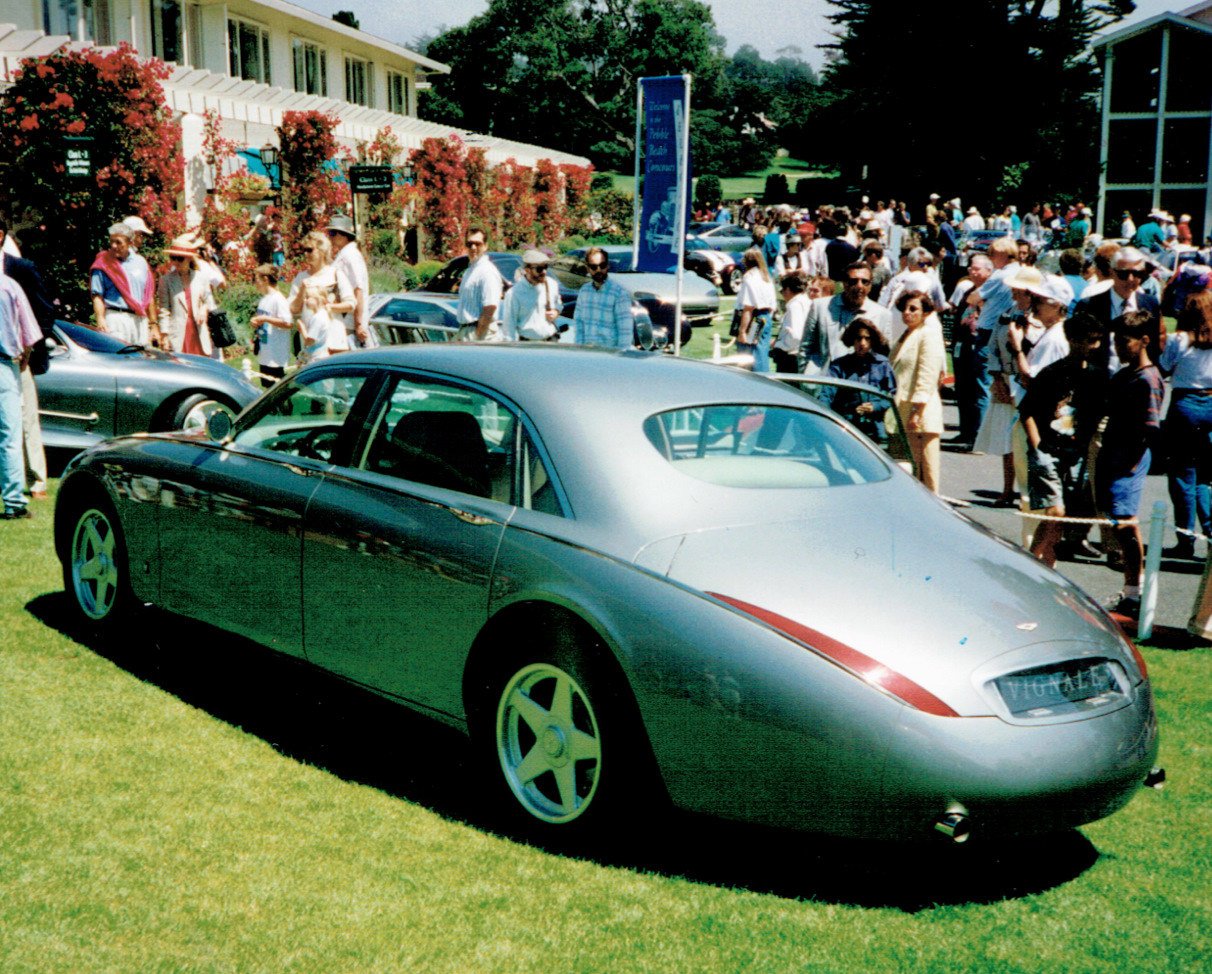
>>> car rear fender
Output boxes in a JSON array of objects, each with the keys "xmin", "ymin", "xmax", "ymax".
[{"xmin": 478, "ymin": 525, "xmax": 907, "ymax": 829}]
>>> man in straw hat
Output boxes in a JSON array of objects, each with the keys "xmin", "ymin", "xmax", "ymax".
[{"xmin": 326, "ymin": 215, "xmax": 374, "ymax": 348}]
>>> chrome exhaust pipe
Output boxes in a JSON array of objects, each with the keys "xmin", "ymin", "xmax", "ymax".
[
  {"xmin": 1144, "ymin": 766, "xmax": 1166, "ymax": 790},
  {"xmin": 934, "ymin": 813, "xmax": 970, "ymax": 843}
]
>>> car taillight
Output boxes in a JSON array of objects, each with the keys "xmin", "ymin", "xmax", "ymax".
[{"xmin": 708, "ymin": 592, "xmax": 960, "ymax": 718}]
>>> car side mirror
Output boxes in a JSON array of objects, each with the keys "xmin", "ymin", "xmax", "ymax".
[{"xmin": 206, "ymin": 411, "xmax": 233, "ymax": 441}]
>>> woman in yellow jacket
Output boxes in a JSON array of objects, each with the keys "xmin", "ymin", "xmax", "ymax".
[{"xmin": 891, "ymin": 289, "xmax": 946, "ymax": 493}]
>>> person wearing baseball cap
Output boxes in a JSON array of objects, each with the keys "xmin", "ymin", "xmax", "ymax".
[{"xmin": 501, "ymin": 249, "xmax": 561, "ymax": 342}]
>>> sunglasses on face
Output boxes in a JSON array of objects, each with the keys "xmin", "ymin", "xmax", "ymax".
[
  {"xmin": 466, "ymin": 239, "xmax": 485, "ymax": 248},
  {"xmin": 1115, "ymin": 268, "xmax": 1147, "ymax": 280},
  {"xmin": 587, "ymin": 262, "xmax": 608, "ymax": 271}
]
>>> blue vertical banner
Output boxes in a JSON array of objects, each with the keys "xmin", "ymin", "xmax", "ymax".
[{"xmin": 636, "ymin": 75, "xmax": 692, "ymax": 273}]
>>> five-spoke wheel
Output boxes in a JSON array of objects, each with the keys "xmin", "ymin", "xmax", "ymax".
[
  {"xmin": 65, "ymin": 503, "xmax": 130, "ymax": 629},
  {"xmin": 495, "ymin": 662, "xmax": 602, "ymax": 824}
]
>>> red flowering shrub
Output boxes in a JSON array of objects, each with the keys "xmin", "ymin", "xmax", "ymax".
[
  {"xmin": 277, "ymin": 110, "xmax": 349, "ymax": 259},
  {"xmin": 500, "ymin": 160, "xmax": 538, "ymax": 250},
  {"xmin": 411, "ymin": 135, "xmax": 473, "ymax": 260},
  {"xmin": 560, "ymin": 164, "xmax": 595, "ymax": 233},
  {"xmin": 533, "ymin": 159, "xmax": 567, "ymax": 244},
  {"xmin": 0, "ymin": 44, "xmax": 184, "ymax": 311},
  {"xmin": 197, "ymin": 110, "xmax": 261, "ymax": 281}
]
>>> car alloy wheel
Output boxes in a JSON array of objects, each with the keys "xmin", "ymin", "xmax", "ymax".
[
  {"xmin": 178, "ymin": 396, "xmax": 235, "ymax": 435},
  {"xmin": 726, "ymin": 268, "xmax": 742, "ymax": 294},
  {"xmin": 69, "ymin": 507, "xmax": 124, "ymax": 622},
  {"xmin": 495, "ymin": 661, "xmax": 602, "ymax": 824}
]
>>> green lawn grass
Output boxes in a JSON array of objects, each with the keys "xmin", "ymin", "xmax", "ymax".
[
  {"xmin": 607, "ymin": 157, "xmax": 837, "ymax": 201},
  {"xmin": 3, "ymin": 481, "xmax": 1211, "ymax": 972}
]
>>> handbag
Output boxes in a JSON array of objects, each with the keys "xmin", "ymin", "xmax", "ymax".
[
  {"xmin": 207, "ymin": 309, "xmax": 237, "ymax": 349},
  {"xmin": 729, "ymin": 305, "xmax": 743, "ymax": 337}
]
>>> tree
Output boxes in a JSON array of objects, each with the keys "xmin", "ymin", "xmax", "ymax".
[
  {"xmin": 332, "ymin": 10, "xmax": 360, "ymax": 30},
  {"xmin": 420, "ymin": 0, "xmax": 750, "ymax": 172},
  {"xmin": 817, "ymin": 0, "xmax": 1135, "ymax": 207},
  {"xmin": 0, "ymin": 44, "xmax": 184, "ymax": 311},
  {"xmin": 695, "ymin": 174, "xmax": 723, "ymax": 205}
]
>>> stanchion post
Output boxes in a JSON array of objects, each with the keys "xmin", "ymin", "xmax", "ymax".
[{"xmin": 1140, "ymin": 500, "xmax": 1167, "ymax": 640}]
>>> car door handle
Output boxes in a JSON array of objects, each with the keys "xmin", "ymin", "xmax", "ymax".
[
  {"xmin": 40, "ymin": 409, "xmax": 100, "ymax": 424},
  {"xmin": 449, "ymin": 507, "xmax": 495, "ymax": 526}
]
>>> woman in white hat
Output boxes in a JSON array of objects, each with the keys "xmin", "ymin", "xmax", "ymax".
[{"xmin": 157, "ymin": 234, "xmax": 218, "ymax": 358}]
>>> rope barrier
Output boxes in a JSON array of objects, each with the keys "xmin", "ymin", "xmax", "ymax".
[{"xmin": 941, "ymin": 496, "xmax": 1138, "ymax": 528}]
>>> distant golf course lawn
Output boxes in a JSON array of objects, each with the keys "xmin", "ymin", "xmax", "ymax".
[
  {"xmin": 608, "ymin": 156, "xmax": 836, "ymax": 200},
  {"xmin": 2, "ymin": 481, "xmax": 1209, "ymax": 973}
]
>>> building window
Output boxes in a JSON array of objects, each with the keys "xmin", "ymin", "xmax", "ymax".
[
  {"xmin": 149, "ymin": 0, "xmax": 183, "ymax": 64},
  {"xmin": 42, "ymin": 0, "xmax": 111, "ymax": 44},
  {"xmin": 387, "ymin": 70, "xmax": 409, "ymax": 115},
  {"xmin": 1162, "ymin": 117, "xmax": 1211, "ymax": 183},
  {"xmin": 293, "ymin": 39, "xmax": 328, "ymax": 96},
  {"xmin": 1109, "ymin": 32, "xmax": 1162, "ymax": 113},
  {"xmin": 1166, "ymin": 30, "xmax": 1212, "ymax": 112},
  {"xmin": 1106, "ymin": 118, "xmax": 1158, "ymax": 185},
  {"xmin": 229, "ymin": 17, "xmax": 271, "ymax": 84},
  {"xmin": 187, "ymin": 3, "xmax": 203, "ymax": 68},
  {"xmin": 345, "ymin": 56, "xmax": 373, "ymax": 107}
]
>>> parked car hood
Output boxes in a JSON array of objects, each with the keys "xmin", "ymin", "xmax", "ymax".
[{"xmin": 644, "ymin": 505, "xmax": 1130, "ymax": 717}]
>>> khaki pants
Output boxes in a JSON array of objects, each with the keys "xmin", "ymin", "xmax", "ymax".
[{"xmin": 21, "ymin": 367, "xmax": 45, "ymax": 493}]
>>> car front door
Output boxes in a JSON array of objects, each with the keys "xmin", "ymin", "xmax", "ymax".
[
  {"xmin": 302, "ymin": 371, "xmax": 556, "ymax": 718},
  {"xmin": 155, "ymin": 366, "xmax": 376, "ymax": 658}
]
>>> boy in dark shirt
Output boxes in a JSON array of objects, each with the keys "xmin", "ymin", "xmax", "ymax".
[
  {"xmin": 1020, "ymin": 313, "xmax": 1109, "ymax": 566},
  {"xmin": 1096, "ymin": 311, "xmax": 1165, "ymax": 616}
]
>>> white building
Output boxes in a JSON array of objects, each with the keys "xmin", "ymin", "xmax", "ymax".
[
  {"xmin": 1094, "ymin": 2, "xmax": 1212, "ymax": 241},
  {"xmin": 1, "ymin": 0, "xmax": 589, "ymax": 220}
]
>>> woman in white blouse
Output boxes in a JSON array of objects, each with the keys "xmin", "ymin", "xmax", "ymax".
[
  {"xmin": 1160, "ymin": 290, "xmax": 1212, "ymax": 558},
  {"xmin": 289, "ymin": 230, "xmax": 355, "ymax": 362},
  {"xmin": 736, "ymin": 247, "xmax": 777, "ymax": 372}
]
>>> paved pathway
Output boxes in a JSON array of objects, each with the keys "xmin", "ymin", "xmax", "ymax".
[{"xmin": 936, "ymin": 403, "xmax": 1207, "ymax": 636}]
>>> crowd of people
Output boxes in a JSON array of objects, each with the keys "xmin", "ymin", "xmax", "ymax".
[
  {"xmin": 5, "ymin": 190, "xmax": 1212, "ymax": 622},
  {"xmin": 714, "ymin": 194, "xmax": 1212, "ymax": 618}
]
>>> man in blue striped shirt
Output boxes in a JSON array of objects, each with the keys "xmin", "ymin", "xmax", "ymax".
[{"xmin": 573, "ymin": 248, "xmax": 633, "ymax": 348}]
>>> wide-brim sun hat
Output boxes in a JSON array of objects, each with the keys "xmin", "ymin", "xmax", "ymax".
[
  {"xmin": 166, "ymin": 233, "xmax": 199, "ymax": 259},
  {"xmin": 1006, "ymin": 266, "xmax": 1045, "ymax": 292},
  {"xmin": 325, "ymin": 215, "xmax": 356, "ymax": 237}
]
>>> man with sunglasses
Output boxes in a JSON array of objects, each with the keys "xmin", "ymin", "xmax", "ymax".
[
  {"xmin": 455, "ymin": 228, "xmax": 503, "ymax": 342},
  {"xmin": 1074, "ymin": 247, "xmax": 1162, "ymax": 371},
  {"xmin": 501, "ymin": 250, "xmax": 561, "ymax": 342},
  {"xmin": 797, "ymin": 261, "xmax": 891, "ymax": 375},
  {"xmin": 573, "ymin": 247, "xmax": 633, "ymax": 348}
]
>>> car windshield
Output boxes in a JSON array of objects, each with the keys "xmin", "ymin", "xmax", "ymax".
[
  {"xmin": 56, "ymin": 320, "xmax": 130, "ymax": 353},
  {"xmin": 643, "ymin": 404, "xmax": 891, "ymax": 488}
]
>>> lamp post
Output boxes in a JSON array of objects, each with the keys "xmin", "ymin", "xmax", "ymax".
[{"xmin": 259, "ymin": 142, "xmax": 280, "ymax": 194}]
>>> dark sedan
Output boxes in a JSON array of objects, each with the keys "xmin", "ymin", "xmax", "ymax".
[{"xmin": 34, "ymin": 320, "xmax": 261, "ymax": 457}]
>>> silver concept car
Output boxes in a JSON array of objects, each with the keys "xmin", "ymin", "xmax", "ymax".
[{"xmin": 55, "ymin": 345, "xmax": 1159, "ymax": 843}]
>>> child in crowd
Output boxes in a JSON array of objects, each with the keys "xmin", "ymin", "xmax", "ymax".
[
  {"xmin": 1019, "ymin": 313, "xmax": 1108, "ymax": 567},
  {"xmin": 1097, "ymin": 311, "xmax": 1165, "ymax": 616},
  {"xmin": 249, "ymin": 264, "xmax": 293, "ymax": 387}
]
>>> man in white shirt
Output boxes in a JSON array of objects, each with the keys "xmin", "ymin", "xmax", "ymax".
[
  {"xmin": 456, "ymin": 228, "xmax": 504, "ymax": 342},
  {"xmin": 501, "ymin": 250, "xmax": 561, "ymax": 341},
  {"xmin": 327, "ymin": 215, "xmax": 375, "ymax": 348},
  {"xmin": 772, "ymin": 271, "xmax": 811, "ymax": 373},
  {"xmin": 773, "ymin": 233, "xmax": 809, "ymax": 279}
]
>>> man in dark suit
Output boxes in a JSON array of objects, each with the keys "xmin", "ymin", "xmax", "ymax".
[
  {"xmin": 1073, "ymin": 246, "xmax": 1163, "ymax": 371},
  {"xmin": 0, "ymin": 220, "xmax": 56, "ymax": 502}
]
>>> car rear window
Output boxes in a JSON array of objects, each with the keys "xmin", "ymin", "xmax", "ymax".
[{"xmin": 643, "ymin": 405, "xmax": 891, "ymax": 488}]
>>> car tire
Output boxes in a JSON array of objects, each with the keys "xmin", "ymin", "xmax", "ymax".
[
  {"xmin": 476, "ymin": 640, "xmax": 659, "ymax": 838},
  {"xmin": 725, "ymin": 268, "xmax": 742, "ymax": 294},
  {"xmin": 62, "ymin": 497, "xmax": 135, "ymax": 636},
  {"xmin": 168, "ymin": 393, "xmax": 237, "ymax": 435}
]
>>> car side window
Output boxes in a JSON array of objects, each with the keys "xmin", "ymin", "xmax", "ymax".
[
  {"xmin": 230, "ymin": 372, "xmax": 370, "ymax": 464},
  {"xmin": 357, "ymin": 374, "xmax": 564, "ymax": 514}
]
